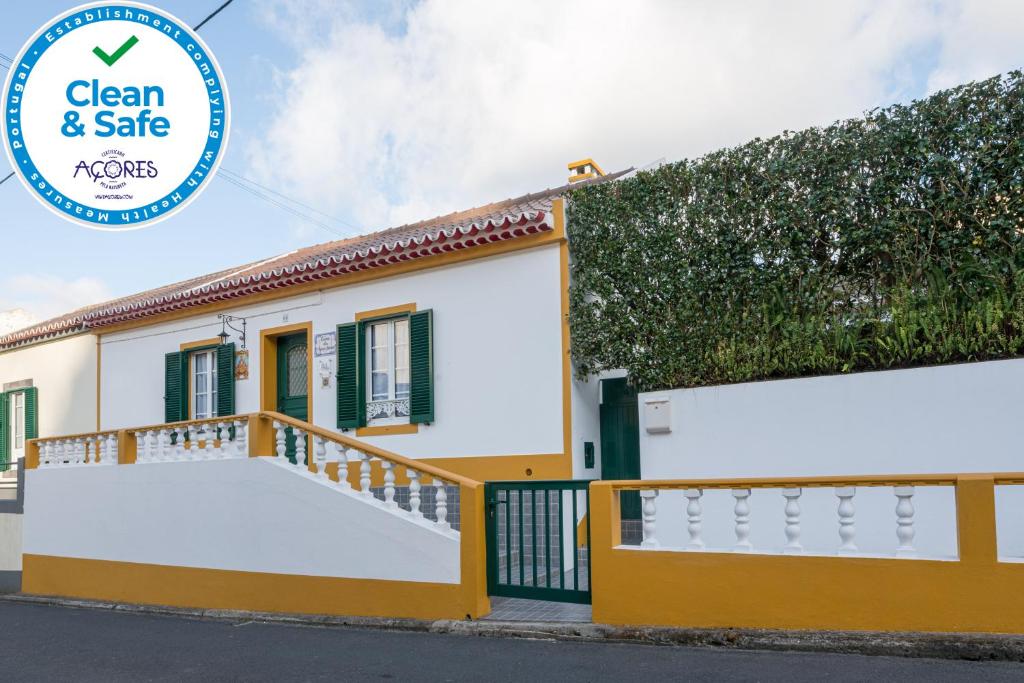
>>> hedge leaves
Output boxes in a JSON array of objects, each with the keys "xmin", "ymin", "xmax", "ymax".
[{"xmin": 568, "ymin": 71, "xmax": 1024, "ymax": 391}]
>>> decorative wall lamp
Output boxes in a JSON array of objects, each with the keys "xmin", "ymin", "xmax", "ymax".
[{"xmin": 217, "ymin": 314, "xmax": 248, "ymax": 350}]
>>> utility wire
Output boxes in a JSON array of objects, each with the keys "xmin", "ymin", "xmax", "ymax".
[
  {"xmin": 193, "ymin": 0, "xmax": 235, "ymax": 32},
  {"xmin": 217, "ymin": 173, "xmax": 351, "ymax": 238},
  {"xmin": 0, "ymin": 172, "xmax": 13, "ymax": 186},
  {"xmin": 219, "ymin": 168, "xmax": 362, "ymax": 234}
]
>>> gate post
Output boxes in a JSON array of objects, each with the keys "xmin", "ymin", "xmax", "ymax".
[
  {"xmin": 589, "ymin": 481, "xmax": 619, "ymax": 622},
  {"xmin": 459, "ymin": 481, "xmax": 491, "ymax": 619}
]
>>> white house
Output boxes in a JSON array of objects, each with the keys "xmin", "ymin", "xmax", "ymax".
[{"xmin": 0, "ymin": 162, "xmax": 631, "ymax": 487}]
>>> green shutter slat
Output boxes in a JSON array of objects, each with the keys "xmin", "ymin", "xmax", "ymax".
[
  {"xmin": 216, "ymin": 343, "xmax": 236, "ymax": 417},
  {"xmin": 0, "ymin": 392, "xmax": 8, "ymax": 472},
  {"xmin": 336, "ymin": 323, "xmax": 360, "ymax": 429},
  {"xmin": 164, "ymin": 352, "xmax": 186, "ymax": 423},
  {"xmin": 409, "ymin": 309, "xmax": 434, "ymax": 424},
  {"xmin": 23, "ymin": 387, "xmax": 38, "ymax": 439}
]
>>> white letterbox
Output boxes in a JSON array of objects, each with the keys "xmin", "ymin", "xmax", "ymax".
[{"xmin": 644, "ymin": 397, "xmax": 671, "ymax": 434}]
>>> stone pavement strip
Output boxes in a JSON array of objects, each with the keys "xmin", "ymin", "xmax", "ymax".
[
  {"xmin": 4, "ymin": 598, "xmax": 1024, "ymax": 682},
  {"xmin": 6, "ymin": 593, "xmax": 1024, "ymax": 665}
]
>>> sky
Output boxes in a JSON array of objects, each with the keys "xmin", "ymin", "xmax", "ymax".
[{"xmin": 2, "ymin": 0, "xmax": 1024, "ymax": 330}]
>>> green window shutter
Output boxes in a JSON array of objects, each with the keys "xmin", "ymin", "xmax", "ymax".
[
  {"xmin": 336, "ymin": 323, "xmax": 363, "ymax": 429},
  {"xmin": 0, "ymin": 392, "xmax": 8, "ymax": 472},
  {"xmin": 164, "ymin": 352, "xmax": 187, "ymax": 422},
  {"xmin": 23, "ymin": 387, "xmax": 38, "ymax": 439},
  {"xmin": 409, "ymin": 309, "xmax": 434, "ymax": 424},
  {"xmin": 216, "ymin": 343, "xmax": 236, "ymax": 417}
]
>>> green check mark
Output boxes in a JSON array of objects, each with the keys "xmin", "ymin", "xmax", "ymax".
[{"xmin": 92, "ymin": 35, "xmax": 139, "ymax": 66}]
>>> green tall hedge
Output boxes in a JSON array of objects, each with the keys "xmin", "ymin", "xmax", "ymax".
[{"xmin": 568, "ymin": 71, "xmax": 1024, "ymax": 391}]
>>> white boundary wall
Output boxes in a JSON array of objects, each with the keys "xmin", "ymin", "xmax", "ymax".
[
  {"xmin": 637, "ymin": 359, "xmax": 1024, "ymax": 557},
  {"xmin": 100, "ymin": 246, "xmax": 564, "ymax": 460},
  {"xmin": 24, "ymin": 458, "xmax": 459, "ymax": 583}
]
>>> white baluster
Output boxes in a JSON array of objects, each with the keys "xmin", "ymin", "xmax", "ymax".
[
  {"xmin": 84, "ymin": 439, "xmax": 94, "ymax": 465},
  {"xmin": 203, "ymin": 423, "xmax": 215, "ymax": 459},
  {"xmin": 294, "ymin": 429, "xmax": 307, "ymax": 471},
  {"xmin": 640, "ymin": 489, "xmax": 659, "ymax": 548},
  {"xmin": 336, "ymin": 446, "xmax": 352, "ymax": 489},
  {"xmin": 314, "ymin": 436, "xmax": 328, "ymax": 478},
  {"xmin": 894, "ymin": 486, "xmax": 916, "ymax": 557},
  {"xmin": 97, "ymin": 436, "xmax": 105, "ymax": 465},
  {"xmin": 74, "ymin": 438, "xmax": 85, "ymax": 465},
  {"xmin": 382, "ymin": 461, "xmax": 397, "ymax": 508},
  {"xmin": 359, "ymin": 452, "xmax": 372, "ymax": 497},
  {"xmin": 216, "ymin": 422, "xmax": 228, "ymax": 458},
  {"xmin": 684, "ymin": 489, "xmax": 704, "ymax": 550},
  {"xmin": 135, "ymin": 432, "xmax": 146, "ymax": 463},
  {"xmin": 173, "ymin": 427, "xmax": 186, "ymax": 461},
  {"xmin": 62, "ymin": 439, "xmax": 71, "ymax": 465},
  {"xmin": 146, "ymin": 431, "xmax": 157, "ymax": 462},
  {"xmin": 108, "ymin": 433, "xmax": 119, "ymax": 465},
  {"xmin": 273, "ymin": 421, "xmax": 287, "ymax": 461},
  {"xmin": 733, "ymin": 488, "xmax": 753, "ymax": 552},
  {"xmin": 836, "ymin": 486, "xmax": 857, "ymax": 555},
  {"xmin": 782, "ymin": 487, "xmax": 803, "ymax": 554},
  {"xmin": 435, "ymin": 480, "xmax": 450, "ymax": 531},
  {"xmin": 155, "ymin": 429, "xmax": 167, "ymax": 462},
  {"xmin": 40, "ymin": 441, "xmax": 50, "ymax": 467},
  {"xmin": 408, "ymin": 469, "xmax": 422, "ymax": 518},
  {"xmin": 234, "ymin": 420, "xmax": 247, "ymax": 458},
  {"xmin": 188, "ymin": 424, "xmax": 200, "ymax": 460}
]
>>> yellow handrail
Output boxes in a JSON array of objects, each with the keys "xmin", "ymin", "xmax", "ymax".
[{"xmin": 258, "ymin": 411, "xmax": 479, "ymax": 487}]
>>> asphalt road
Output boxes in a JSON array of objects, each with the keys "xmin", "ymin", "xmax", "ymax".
[{"xmin": 4, "ymin": 602, "xmax": 1024, "ymax": 682}]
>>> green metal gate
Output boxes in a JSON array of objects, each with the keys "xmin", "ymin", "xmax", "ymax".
[{"xmin": 484, "ymin": 480, "xmax": 591, "ymax": 604}]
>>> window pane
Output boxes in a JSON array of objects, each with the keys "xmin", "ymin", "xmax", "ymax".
[
  {"xmin": 196, "ymin": 393, "xmax": 208, "ymax": 419},
  {"xmin": 394, "ymin": 319, "xmax": 409, "ymax": 399},
  {"xmin": 372, "ymin": 371, "xmax": 389, "ymax": 401},
  {"xmin": 287, "ymin": 345, "xmax": 308, "ymax": 396}
]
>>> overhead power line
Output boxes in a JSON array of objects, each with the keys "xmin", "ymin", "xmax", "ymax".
[{"xmin": 193, "ymin": 0, "xmax": 235, "ymax": 32}]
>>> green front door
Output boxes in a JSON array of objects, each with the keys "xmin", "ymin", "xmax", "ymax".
[
  {"xmin": 599, "ymin": 377, "xmax": 641, "ymax": 520},
  {"xmin": 276, "ymin": 333, "xmax": 309, "ymax": 464}
]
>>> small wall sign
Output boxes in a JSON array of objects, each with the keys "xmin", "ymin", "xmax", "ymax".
[
  {"xmin": 234, "ymin": 349, "xmax": 250, "ymax": 380},
  {"xmin": 314, "ymin": 332, "xmax": 336, "ymax": 357}
]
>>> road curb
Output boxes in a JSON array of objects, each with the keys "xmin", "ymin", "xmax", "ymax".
[{"xmin": 5, "ymin": 593, "xmax": 1024, "ymax": 662}]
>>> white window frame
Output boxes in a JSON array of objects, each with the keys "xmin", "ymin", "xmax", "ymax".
[
  {"xmin": 365, "ymin": 317, "xmax": 410, "ymax": 425},
  {"xmin": 191, "ymin": 349, "xmax": 218, "ymax": 420}
]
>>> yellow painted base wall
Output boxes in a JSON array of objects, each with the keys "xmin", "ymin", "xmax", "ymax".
[
  {"xmin": 23, "ymin": 555, "xmax": 472, "ymax": 621},
  {"xmin": 590, "ymin": 477, "xmax": 1024, "ymax": 634}
]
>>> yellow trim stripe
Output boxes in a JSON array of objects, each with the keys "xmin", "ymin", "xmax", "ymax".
[{"xmin": 555, "ymin": 198, "xmax": 574, "ymax": 475}]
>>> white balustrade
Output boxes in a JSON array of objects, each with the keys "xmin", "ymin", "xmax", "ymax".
[
  {"xmin": 836, "ymin": 486, "xmax": 857, "ymax": 554},
  {"xmin": 105, "ymin": 433, "xmax": 118, "ymax": 465},
  {"xmin": 782, "ymin": 487, "xmax": 803, "ymax": 554},
  {"xmin": 336, "ymin": 447, "xmax": 352, "ymax": 490},
  {"xmin": 894, "ymin": 485, "xmax": 916, "ymax": 557},
  {"xmin": 314, "ymin": 436, "xmax": 328, "ymax": 478},
  {"xmin": 640, "ymin": 489, "xmax": 659, "ymax": 548},
  {"xmin": 294, "ymin": 429, "xmax": 307, "ymax": 471},
  {"xmin": 359, "ymin": 452, "xmax": 372, "ymax": 497},
  {"xmin": 408, "ymin": 470, "xmax": 422, "ymax": 518},
  {"xmin": 274, "ymin": 421, "xmax": 287, "ymax": 461},
  {"xmin": 732, "ymin": 489, "xmax": 752, "ymax": 552},
  {"xmin": 684, "ymin": 488, "xmax": 704, "ymax": 550},
  {"xmin": 435, "ymin": 479, "xmax": 450, "ymax": 531},
  {"xmin": 234, "ymin": 420, "xmax": 247, "ymax": 458},
  {"xmin": 382, "ymin": 461, "xmax": 397, "ymax": 509}
]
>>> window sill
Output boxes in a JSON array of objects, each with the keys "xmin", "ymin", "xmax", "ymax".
[{"xmin": 356, "ymin": 423, "xmax": 419, "ymax": 437}]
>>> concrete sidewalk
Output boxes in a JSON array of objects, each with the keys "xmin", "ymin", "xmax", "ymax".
[{"xmin": 4, "ymin": 593, "xmax": 1024, "ymax": 663}]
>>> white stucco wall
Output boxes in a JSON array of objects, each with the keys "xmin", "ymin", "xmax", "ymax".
[
  {"xmin": 636, "ymin": 359, "xmax": 1024, "ymax": 557},
  {"xmin": 99, "ymin": 245, "xmax": 564, "ymax": 461},
  {"xmin": 24, "ymin": 458, "xmax": 459, "ymax": 583},
  {"xmin": 0, "ymin": 334, "xmax": 97, "ymax": 438},
  {"xmin": 0, "ymin": 512, "xmax": 22, "ymax": 573}
]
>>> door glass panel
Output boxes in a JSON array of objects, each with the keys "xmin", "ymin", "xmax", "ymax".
[{"xmin": 287, "ymin": 345, "xmax": 308, "ymax": 396}]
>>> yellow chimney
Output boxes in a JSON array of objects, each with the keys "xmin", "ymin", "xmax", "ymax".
[{"xmin": 567, "ymin": 158, "xmax": 606, "ymax": 183}]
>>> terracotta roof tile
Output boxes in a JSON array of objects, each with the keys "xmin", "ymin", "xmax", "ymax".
[{"xmin": 0, "ymin": 170, "xmax": 629, "ymax": 348}]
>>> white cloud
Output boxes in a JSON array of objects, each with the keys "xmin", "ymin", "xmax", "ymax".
[
  {"xmin": 250, "ymin": 0, "xmax": 1024, "ymax": 229},
  {"xmin": 0, "ymin": 274, "xmax": 112, "ymax": 324}
]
